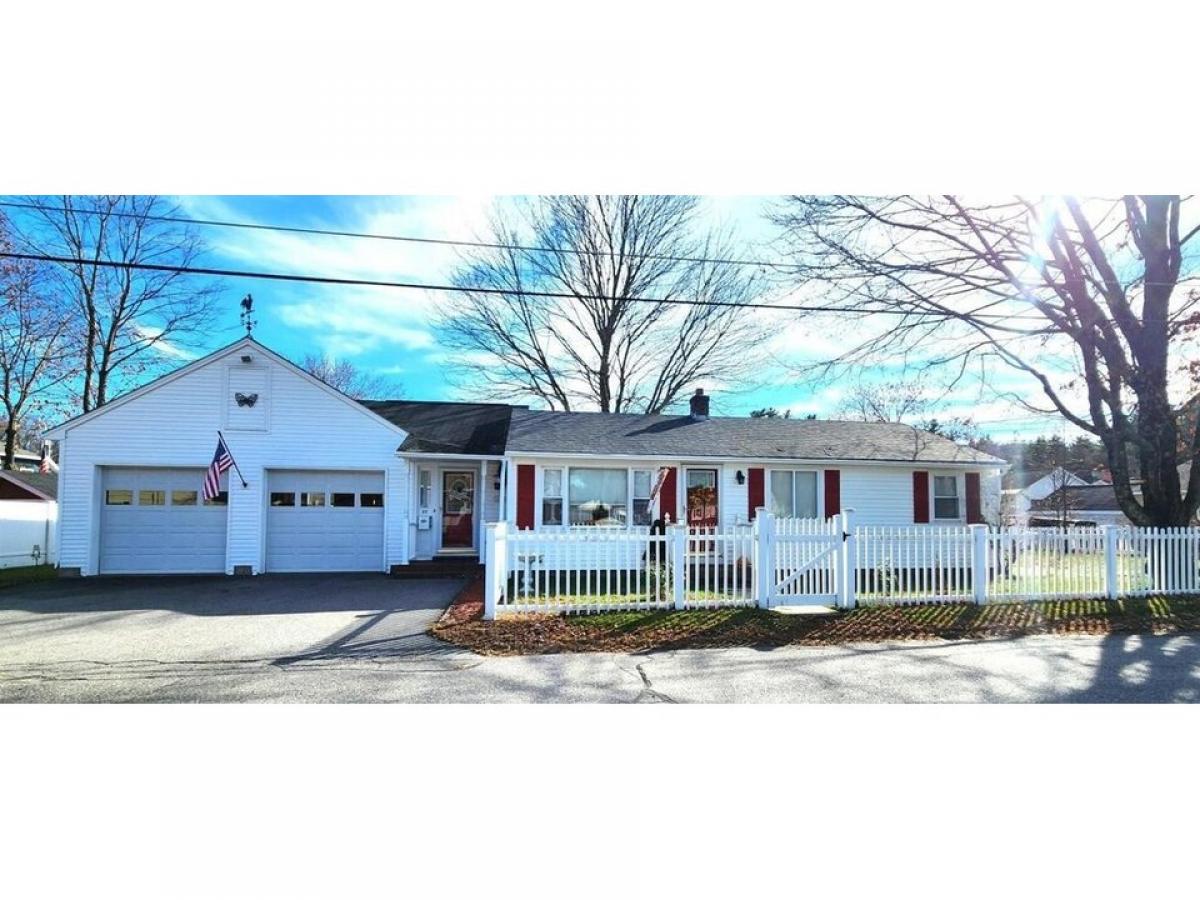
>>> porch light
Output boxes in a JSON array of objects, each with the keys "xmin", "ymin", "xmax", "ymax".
[{"xmin": 735, "ymin": 470, "xmax": 745, "ymax": 485}]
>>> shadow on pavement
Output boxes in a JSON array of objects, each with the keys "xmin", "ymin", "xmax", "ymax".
[{"xmin": 0, "ymin": 573, "xmax": 461, "ymax": 617}]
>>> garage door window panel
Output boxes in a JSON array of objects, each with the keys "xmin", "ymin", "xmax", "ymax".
[
  {"xmin": 300, "ymin": 492, "xmax": 326, "ymax": 507},
  {"xmin": 139, "ymin": 489, "xmax": 166, "ymax": 506},
  {"xmin": 105, "ymin": 489, "xmax": 132, "ymax": 506},
  {"xmin": 360, "ymin": 493, "xmax": 384, "ymax": 508},
  {"xmin": 331, "ymin": 492, "xmax": 355, "ymax": 507},
  {"xmin": 204, "ymin": 490, "xmax": 228, "ymax": 506},
  {"xmin": 172, "ymin": 490, "xmax": 198, "ymax": 506},
  {"xmin": 270, "ymin": 492, "xmax": 296, "ymax": 507}
]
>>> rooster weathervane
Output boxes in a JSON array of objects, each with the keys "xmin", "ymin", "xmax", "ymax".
[{"xmin": 239, "ymin": 294, "xmax": 256, "ymax": 336}]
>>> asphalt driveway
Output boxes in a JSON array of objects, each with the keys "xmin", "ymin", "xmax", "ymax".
[
  {"xmin": 0, "ymin": 574, "xmax": 468, "ymax": 692},
  {"xmin": 3, "ymin": 575, "xmax": 1199, "ymax": 702}
]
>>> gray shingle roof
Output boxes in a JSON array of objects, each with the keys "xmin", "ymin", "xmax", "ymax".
[
  {"xmin": 0, "ymin": 469, "xmax": 57, "ymax": 499},
  {"xmin": 1031, "ymin": 483, "xmax": 1133, "ymax": 512},
  {"xmin": 505, "ymin": 409, "xmax": 1005, "ymax": 465},
  {"xmin": 360, "ymin": 400, "xmax": 517, "ymax": 455}
]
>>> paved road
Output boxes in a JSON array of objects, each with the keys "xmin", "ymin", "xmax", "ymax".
[{"xmin": 1, "ymin": 576, "xmax": 1198, "ymax": 702}]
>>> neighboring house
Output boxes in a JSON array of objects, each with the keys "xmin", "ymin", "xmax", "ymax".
[
  {"xmin": 0, "ymin": 469, "xmax": 57, "ymax": 502},
  {"xmin": 1001, "ymin": 466, "xmax": 1090, "ymax": 524},
  {"xmin": 4, "ymin": 447, "xmax": 43, "ymax": 472},
  {"xmin": 0, "ymin": 470, "xmax": 57, "ymax": 569},
  {"xmin": 44, "ymin": 337, "xmax": 1006, "ymax": 576},
  {"xmin": 1029, "ymin": 482, "xmax": 1137, "ymax": 527}
]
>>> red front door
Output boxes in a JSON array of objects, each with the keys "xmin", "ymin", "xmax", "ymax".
[
  {"xmin": 686, "ymin": 468, "xmax": 719, "ymax": 529},
  {"xmin": 442, "ymin": 471, "xmax": 475, "ymax": 548}
]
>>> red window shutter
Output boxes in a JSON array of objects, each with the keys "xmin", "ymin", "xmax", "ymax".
[
  {"xmin": 660, "ymin": 468, "xmax": 677, "ymax": 524},
  {"xmin": 747, "ymin": 467, "xmax": 764, "ymax": 520},
  {"xmin": 516, "ymin": 464, "xmax": 535, "ymax": 529},
  {"xmin": 824, "ymin": 469, "xmax": 841, "ymax": 519},
  {"xmin": 913, "ymin": 471, "xmax": 930, "ymax": 523},
  {"xmin": 965, "ymin": 472, "xmax": 983, "ymax": 524}
]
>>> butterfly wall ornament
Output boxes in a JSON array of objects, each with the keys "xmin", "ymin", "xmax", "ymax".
[{"xmin": 234, "ymin": 392, "xmax": 259, "ymax": 408}]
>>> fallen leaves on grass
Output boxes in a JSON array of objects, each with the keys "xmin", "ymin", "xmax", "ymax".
[{"xmin": 431, "ymin": 584, "xmax": 1200, "ymax": 656}]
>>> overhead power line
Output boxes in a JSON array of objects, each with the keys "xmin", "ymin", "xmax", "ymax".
[
  {"xmin": 0, "ymin": 251, "xmax": 1050, "ymax": 322},
  {"xmin": 2, "ymin": 199, "xmax": 1195, "ymax": 287},
  {"xmin": 0, "ymin": 199, "xmax": 791, "ymax": 271}
]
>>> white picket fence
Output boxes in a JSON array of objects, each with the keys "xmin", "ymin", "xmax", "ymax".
[
  {"xmin": 482, "ymin": 511, "xmax": 1200, "ymax": 618},
  {"xmin": 0, "ymin": 499, "xmax": 56, "ymax": 569}
]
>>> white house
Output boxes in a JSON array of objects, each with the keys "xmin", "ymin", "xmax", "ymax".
[
  {"xmin": 45, "ymin": 337, "xmax": 1006, "ymax": 576},
  {"xmin": 1001, "ymin": 467, "xmax": 1089, "ymax": 524}
]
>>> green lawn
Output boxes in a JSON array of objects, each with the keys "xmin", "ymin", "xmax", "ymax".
[{"xmin": 0, "ymin": 565, "xmax": 57, "ymax": 590}]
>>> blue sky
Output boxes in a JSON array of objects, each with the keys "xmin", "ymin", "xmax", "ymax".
[{"xmin": 9, "ymin": 195, "xmax": 1084, "ymax": 438}]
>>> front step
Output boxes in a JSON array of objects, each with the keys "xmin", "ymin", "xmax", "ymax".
[{"xmin": 392, "ymin": 557, "xmax": 482, "ymax": 579}]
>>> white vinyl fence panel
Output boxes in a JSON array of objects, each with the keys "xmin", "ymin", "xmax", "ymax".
[
  {"xmin": 987, "ymin": 527, "xmax": 1107, "ymax": 601},
  {"xmin": 854, "ymin": 525, "xmax": 973, "ymax": 604},
  {"xmin": 1116, "ymin": 527, "xmax": 1200, "ymax": 596},
  {"xmin": 683, "ymin": 525, "xmax": 757, "ymax": 609},
  {"xmin": 0, "ymin": 500, "xmax": 56, "ymax": 569},
  {"xmin": 482, "ymin": 515, "xmax": 1200, "ymax": 619}
]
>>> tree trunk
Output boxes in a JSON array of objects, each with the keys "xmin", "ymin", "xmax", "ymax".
[{"xmin": 2, "ymin": 418, "xmax": 16, "ymax": 470}]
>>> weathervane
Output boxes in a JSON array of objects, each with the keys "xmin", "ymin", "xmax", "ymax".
[{"xmin": 239, "ymin": 294, "xmax": 256, "ymax": 335}]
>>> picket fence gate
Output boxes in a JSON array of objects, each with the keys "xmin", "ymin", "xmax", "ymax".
[{"xmin": 482, "ymin": 510, "xmax": 1200, "ymax": 619}]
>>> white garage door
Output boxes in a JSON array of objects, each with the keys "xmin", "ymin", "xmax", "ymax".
[
  {"xmin": 100, "ymin": 467, "xmax": 229, "ymax": 574},
  {"xmin": 265, "ymin": 470, "xmax": 385, "ymax": 572}
]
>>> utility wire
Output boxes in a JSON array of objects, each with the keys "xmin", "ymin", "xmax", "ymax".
[
  {"xmin": 0, "ymin": 251, "xmax": 1050, "ymax": 322},
  {"xmin": 2, "ymin": 198, "xmax": 1195, "ymax": 286},
  {"xmin": 0, "ymin": 199, "xmax": 791, "ymax": 271}
]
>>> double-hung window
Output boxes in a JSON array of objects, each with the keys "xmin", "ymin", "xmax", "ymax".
[
  {"xmin": 768, "ymin": 470, "xmax": 818, "ymax": 519},
  {"xmin": 933, "ymin": 475, "xmax": 961, "ymax": 520},
  {"xmin": 568, "ymin": 468, "xmax": 627, "ymax": 526},
  {"xmin": 632, "ymin": 469, "xmax": 653, "ymax": 526},
  {"xmin": 542, "ymin": 468, "xmax": 564, "ymax": 526}
]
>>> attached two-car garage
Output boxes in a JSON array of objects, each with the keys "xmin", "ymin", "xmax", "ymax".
[{"xmin": 98, "ymin": 467, "xmax": 385, "ymax": 575}]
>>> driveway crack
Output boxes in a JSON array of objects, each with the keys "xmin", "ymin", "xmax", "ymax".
[{"xmin": 634, "ymin": 662, "xmax": 677, "ymax": 703}]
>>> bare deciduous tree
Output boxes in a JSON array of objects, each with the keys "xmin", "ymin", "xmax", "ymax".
[
  {"xmin": 836, "ymin": 378, "xmax": 979, "ymax": 442},
  {"xmin": 17, "ymin": 196, "xmax": 223, "ymax": 412},
  {"xmin": 837, "ymin": 379, "xmax": 929, "ymax": 423},
  {"xmin": 300, "ymin": 353, "xmax": 401, "ymax": 400},
  {"xmin": 437, "ymin": 196, "xmax": 766, "ymax": 413},
  {"xmin": 0, "ymin": 215, "xmax": 75, "ymax": 468},
  {"xmin": 772, "ymin": 195, "xmax": 1200, "ymax": 525}
]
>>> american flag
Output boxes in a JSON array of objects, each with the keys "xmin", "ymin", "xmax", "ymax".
[{"xmin": 203, "ymin": 435, "xmax": 235, "ymax": 501}]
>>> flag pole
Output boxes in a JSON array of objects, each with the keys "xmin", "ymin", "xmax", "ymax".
[{"xmin": 216, "ymin": 430, "xmax": 249, "ymax": 488}]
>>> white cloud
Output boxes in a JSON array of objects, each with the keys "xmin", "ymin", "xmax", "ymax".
[{"xmin": 175, "ymin": 195, "xmax": 498, "ymax": 363}]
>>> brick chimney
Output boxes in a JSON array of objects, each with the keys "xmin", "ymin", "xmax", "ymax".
[{"xmin": 690, "ymin": 388, "xmax": 710, "ymax": 420}]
